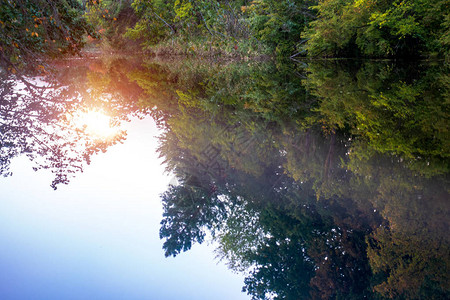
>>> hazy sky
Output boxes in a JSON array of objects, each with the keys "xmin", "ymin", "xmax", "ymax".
[{"xmin": 0, "ymin": 117, "xmax": 249, "ymax": 300}]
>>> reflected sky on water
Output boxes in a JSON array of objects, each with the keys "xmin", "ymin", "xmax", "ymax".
[
  {"xmin": 0, "ymin": 114, "xmax": 248, "ymax": 299},
  {"xmin": 0, "ymin": 57, "xmax": 448, "ymax": 299}
]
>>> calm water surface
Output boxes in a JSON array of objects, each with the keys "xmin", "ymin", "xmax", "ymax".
[{"xmin": 0, "ymin": 58, "xmax": 448, "ymax": 299}]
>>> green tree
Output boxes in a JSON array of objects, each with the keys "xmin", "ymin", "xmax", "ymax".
[
  {"xmin": 241, "ymin": 0, "xmax": 316, "ymax": 56},
  {"xmin": 146, "ymin": 58, "xmax": 449, "ymax": 299},
  {"xmin": 84, "ymin": 0, "xmax": 139, "ymax": 50},
  {"xmin": 368, "ymin": 227, "xmax": 450, "ymax": 299},
  {"xmin": 303, "ymin": 60, "xmax": 449, "ymax": 176},
  {"xmin": 303, "ymin": 0, "xmax": 450, "ymax": 58},
  {"xmin": 159, "ymin": 184, "xmax": 229, "ymax": 257},
  {"xmin": 0, "ymin": 0, "xmax": 96, "ymax": 72}
]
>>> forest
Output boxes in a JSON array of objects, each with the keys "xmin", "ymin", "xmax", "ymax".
[
  {"xmin": 1, "ymin": 0, "xmax": 449, "ymax": 72},
  {"xmin": 0, "ymin": 1, "xmax": 449, "ymax": 299}
]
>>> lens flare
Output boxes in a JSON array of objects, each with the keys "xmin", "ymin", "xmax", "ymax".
[{"xmin": 68, "ymin": 109, "xmax": 120, "ymax": 139}]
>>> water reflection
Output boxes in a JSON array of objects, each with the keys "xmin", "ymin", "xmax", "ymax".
[
  {"xmin": 66, "ymin": 109, "xmax": 120, "ymax": 139},
  {"xmin": 1, "ymin": 58, "xmax": 448, "ymax": 299},
  {"xmin": 0, "ymin": 58, "xmax": 144, "ymax": 189}
]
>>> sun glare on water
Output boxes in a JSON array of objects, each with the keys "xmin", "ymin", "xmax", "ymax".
[{"xmin": 68, "ymin": 109, "xmax": 120, "ymax": 139}]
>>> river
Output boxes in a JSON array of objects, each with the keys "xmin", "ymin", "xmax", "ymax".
[{"xmin": 0, "ymin": 57, "xmax": 448, "ymax": 299}]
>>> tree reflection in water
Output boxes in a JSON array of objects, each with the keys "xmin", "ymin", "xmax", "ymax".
[
  {"xmin": 0, "ymin": 60, "xmax": 133, "ymax": 189},
  {"xmin": 1, "ymin": 58, "xmax": 448, "ymax": 299},
  {"xmin": 150, "ymin": 60, "xmax": 449, "ymax": 299}
]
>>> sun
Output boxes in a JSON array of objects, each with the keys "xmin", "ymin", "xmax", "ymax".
[{"xmin": 68, "ymin": 109, "xmax": 120, "ymax": 139}]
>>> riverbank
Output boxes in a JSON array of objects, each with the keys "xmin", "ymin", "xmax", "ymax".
[{"xmin": 80, "ymin": 37, "xmax": 271, "ymax": 62}]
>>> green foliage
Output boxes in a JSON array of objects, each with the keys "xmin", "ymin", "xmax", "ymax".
[
  {"xmin": 124, "ymin": 0, "xmax": 174, "ymax": 47},
  {"xmin": 174, "ymin": 0, "xmax": 193, "ymax": 22},
  {"xmin": 303, "ymin": 61, "xmax": 450, "ymax": 176},
  {"xmin": 79, "ymin": 0, "xmax": 450, "ymax": 58},
  {"xmin": 4, "ymin": 0, "xmax": 446, "ymax": 60},
  {"xmin": 303, "ymin": 0, "xmax": 450, "ymax": 58},
  {"xmin": 130, "ymin": 58, "xmax": 448, "ymax": 298},
  {"xmin": 84, "ymin": 0, "xmax": 140, "ymax": 51},
  {"xmin": 242, "ymin": 209, "xmax": 316, "ymax": 300},
  {"xmin": 368, "ymin": 227, "xmax": 450, "ymax": 299},
  {"xmin": 160, "ymin": 184, "xmax": 228, "ymax": 257},
  {"xmin": 241, "ymin": 0, "xmax": 315, "ymax": 56},
  {"xmin": 0, "ymin": 0, "xmax": 96, "ymax": 72},
  {"xmin": 215, "ymin": 199, "xmax": 268, "ymax": 272},
  {"xmin": 123, "ymin": 0, "xmax": 264, "ymax": 56}
]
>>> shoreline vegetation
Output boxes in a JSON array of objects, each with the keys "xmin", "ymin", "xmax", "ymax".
[
  {"xmin": 1, "ymin": 0, "xmax": 449, "ymax": 73},
  {"xmin": 1, "ymin": 3, "xmax": 449, "ymax": 299}
]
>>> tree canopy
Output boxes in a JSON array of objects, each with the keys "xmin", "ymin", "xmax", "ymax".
[{"xmin": 1, "ymin": 0, "xmax": 448, "ymax": 62}]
